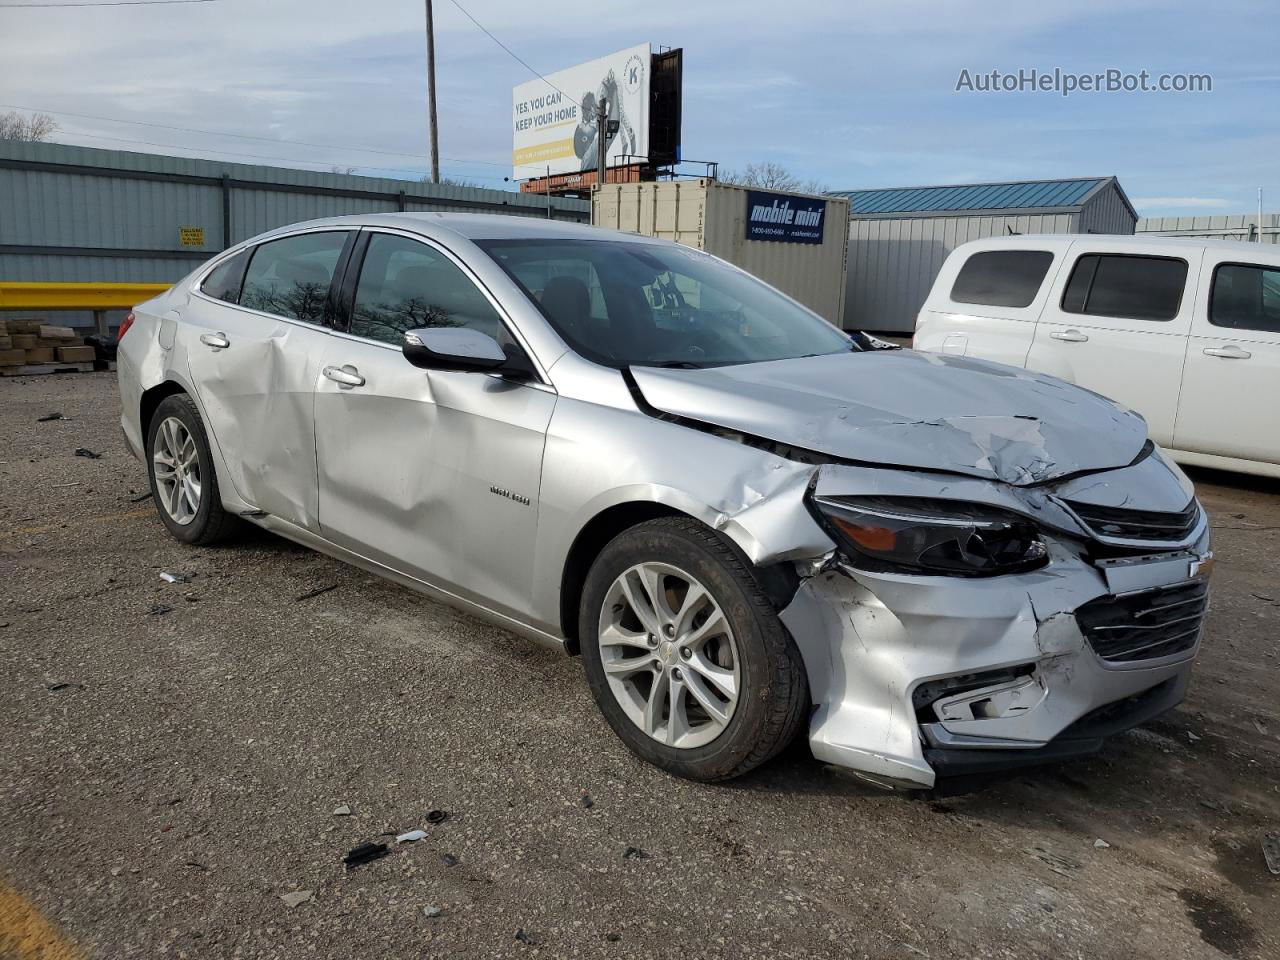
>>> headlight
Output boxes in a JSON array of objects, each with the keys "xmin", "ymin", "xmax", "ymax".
[{"xmin": 811, "ymin": 496, "xmax": 1049, "ymax": 577}]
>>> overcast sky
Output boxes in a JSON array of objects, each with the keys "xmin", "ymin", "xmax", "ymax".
[{"xmin": 0, "ymin": 0, "xmax": 1276, "ymax": 215}]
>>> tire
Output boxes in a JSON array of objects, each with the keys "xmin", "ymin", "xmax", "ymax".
[
  {"xmin": 145, "ymin": 393, "xmax": 240, "ymax": 545},
  {"xmin": 579, "ymin": 517, "xmax": 809, "ymax": 781}
]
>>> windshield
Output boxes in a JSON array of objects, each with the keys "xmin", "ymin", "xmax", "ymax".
[{"xmin": 476, "ymin": 238, "xmax": 856, "ymax": 369}]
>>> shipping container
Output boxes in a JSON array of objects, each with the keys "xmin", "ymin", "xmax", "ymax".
[{"xmin": 593, "ymin": 179, "xmax": 850, "ymax": 325}]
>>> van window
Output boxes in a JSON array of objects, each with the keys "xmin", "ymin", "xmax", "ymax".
[
  {"xmin": 1061, "ymin": 254, "xmax": 1187, "ymax": 322},
  {"xmin": 950, "ymin": 250, "xmax": 1054, "ymax": 308},
  {"xmin": 240, "ymin": 231, "xmax": 348, "ymax": 324},
  {"xmin": 1210, "ymin": 263, "xmax": 1280, "ymax": 334}
]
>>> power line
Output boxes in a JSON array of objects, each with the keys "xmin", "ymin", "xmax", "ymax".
[
  {"xmin": 444, "ymin": 0, "xmax": 566, "ymax": 99},
  {"xmin": 0, "ymin": 0, "xmax": 218, "ymax": 7}
]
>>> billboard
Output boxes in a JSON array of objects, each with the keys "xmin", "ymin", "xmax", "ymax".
[
  {"xmin": 512, "ymin": 43, "xmax": 650, "ymax": 180},
  {"xmin": 744, "ymin": 190, "xmax": 828, "ymax": 244}
]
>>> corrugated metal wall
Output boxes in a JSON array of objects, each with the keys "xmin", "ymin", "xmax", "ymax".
[
  {"xmin": 845, "ymin": 212, "xmax": 1073, "ymax": 333},
  {"xmin": 844, "ymin": 181, "xmax": 1137, "ymax": 333},
  {"xmin": 0, "ymin": 140, "xmax": 590, "ymax": 290},
  {"xmin": 1136, "ymin": 213, "xmax": 1280, "ymax": 244}
]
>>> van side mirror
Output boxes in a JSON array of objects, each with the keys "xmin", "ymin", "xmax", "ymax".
[{"xmin": 402, "ymin": 327, "xmax": 506, "ymax": 372}]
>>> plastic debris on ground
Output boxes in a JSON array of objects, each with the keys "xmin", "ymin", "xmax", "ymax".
[
  {"xmin": 46, "ymin": 682, "xmax": 84, "ymax": 692},
  {"xmin": 279, "ymin": 890, "xmax": 314, "ymax": 908},
  {"xmin": 295, "ymin": 583, "xmax": 339, "ymax": 602},
  {"xmin": 396, "ymin": 829, "xmax": 427, "ymax": 843},
  {"xmin": 423, "ymin": 906, "xmax": 443, "ymax": 918},
  {"xmin": 159, "ymin": 572, "xmax": 194, "ymax": 584},
  {"xmin": 343, "ymin": 842, "xmax": 388, "ymax": 869},
  {"xmin": 37, "ymin": 413, "xmax": 64, "ymax": 422},
  {"xmin": 514, "ymin": 929, "xmax": 537, "ymax": 946},
  {"xmin": 1264, "ymin": 832, "xmax": 1280, "ymax": 875},
  {"xmin": 440, "ymin": 853, "xmax": 458, "ymax": 867},
  {"xmin": 623, "ymin": 846, "xmax": 651, "ymax": 860},
  {"xmin": 149, "ymin": 604, "xmax": 173, "ymax": 616},
  {"xmin": 425, "ymin": 810, "xmax": 449, "ymax": 824},
  {"xmin": 1094, "ymin": 838, "xmax": 1111, "ymax": 849},
  {"xmin": 332, "ymin": 804, "xmax": 352, "ymax": 816},
  {"xmin": 74, "ymin": 447, "xmax": 101, "ymax": 459},
  {"xmin": 579, "ymin": 791, "xmax": 594, "ymax": 809}
]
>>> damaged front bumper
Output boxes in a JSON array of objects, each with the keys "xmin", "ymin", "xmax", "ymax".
[{"xmin": 778, "ymin": 461, "xmax": 1210, "ymax": 789}]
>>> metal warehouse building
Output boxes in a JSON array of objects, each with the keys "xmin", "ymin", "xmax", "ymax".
[
  {"xmin": 0, "ymin": 140, "xmax": 589, "ymax": 330},
  {"xmin": 831, "ymin": 176, "xmax": 1137, "ymax": 333},
  {"xmin": 1137, "ymin": 212, "xmax": 1279, "ymax": 244}
]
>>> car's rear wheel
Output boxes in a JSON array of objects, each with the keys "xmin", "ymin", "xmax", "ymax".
[
  {"xmin": 146, "ymin": 393, "xmax": 239, "ymax": 545},
  {"xmin": 579, "ymin": 517, "xmax": 809, "ymax": 781}
]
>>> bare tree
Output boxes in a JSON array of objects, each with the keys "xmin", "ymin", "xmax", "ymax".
[
  {"xmin": 329, "ymin": 164, "xmax": 358, "ymax": 175},
  {"xmin": 0, "ymin": 111, "xmax": 59, "ymax": 142},
  {"xmin": 419, "ymin": 174, "xmax": 479, "ymax": 188},
  {"xmin": 719, "ymin": 161, "xmax": 826, "ymax": 195}
]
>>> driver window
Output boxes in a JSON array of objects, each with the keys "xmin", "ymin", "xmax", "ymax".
[{"xmin": 350, "ymin": 234, "xmax": 505, "ymax": 347}]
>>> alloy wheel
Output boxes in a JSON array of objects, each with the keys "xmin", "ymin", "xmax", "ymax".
[
  {"xmin": 597, "ymin": 562, "xmax": 741, "ymax": 749},
  {"xmin": 152, "ymin": 416, "xmax": 202, "ymax": 525}
]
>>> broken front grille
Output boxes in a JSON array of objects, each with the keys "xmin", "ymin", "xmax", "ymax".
[
  {"xmin": 1076, "ymin": 580, "xmax": 1209, "ymax": 663},
  {"xmin": 1065, "ymin": 497, "xmax": 1200, "ymax": 544}
]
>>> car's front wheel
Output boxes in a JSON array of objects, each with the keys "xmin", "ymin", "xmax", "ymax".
[
  {"xmin": 146, "ymin": 393, "xmax": 239, "ymax": 545},
  {"xmin": 579, "ymin": 517, "xmax": 809, "ymax": 781}
]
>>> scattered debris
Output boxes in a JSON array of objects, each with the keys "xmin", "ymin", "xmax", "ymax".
[
  {"xmin": 605, "ymin": 933, "xmax": 621, "ymax": 942},
  {"xmin": 52, "ymin": 481, "xmax": 80, "ymax": 488},
  {"xmin": 514, "ymin": 928, "xmax": 538, "ymax": 946},
  {"xmin": 332, "ymin": 804, "xmax": 352, "ymax": 816},
  {"xmin": 1252, "ymin": 593, "xmax": 1276, "ymax": 602},
  {"xmin": 1094, "ymin": 838, "xmax": 1111, "ymax": 849},
  {"xmin": 623, "ymin": 846, "xmax": 651, "ymax": 860},
  {"xmin": 160, "ymin": 572, "xmax": 194, "ymax": 584},
  {"xmin": 422, "ymin": 906, "xmax": 443, "ymax": 918},
  {"xmin": 184, "ymin": 861, "xmax": 207, "ymax": 871},
  {"xmin": 149, "ymin": 604, "xmax": 173, "ymax": 616},
  {"xmin": 343, "ymin": 842, "xmax": 388, "ymax": 870},
  {"xmin": 579, "ymin": 791, "xmax": 594, "ymax": 809},
  {"xmin": 129, "ymin": 491, "xmax": 153, "ymax": 503},
  {"xmin": 279, "ymin": 890, "xmax": 314, "ymax": 908},
  {"xmin": 37, "ymin": 412, "xmax": 64, "ymax": 422},
  {"xmin": 396, "ymin": 829, "xmax": 427, "ymax": 843},
  {"xmin": 425, "ymin": 809, "xmax": 449, "ymax": 825},
  {"xmin": 1187, "ymin": 731, "xmax": 1202, "ymax": 743},
  {"xmin": 440, "ymin": 853, "xmax": 458, "ymax": 867},
  {"xmin": 110, "ymin": 866, "xmax": 122, "ymax": 877},
  {"xmin": 1263, "ymin": 832, "xmax": 1280, "ymax": 875},
  {"xmin": 74, "ymin": 447, "xmax": 101, "ymax": 459},
  {"xmin": 295, "ymin": 583, "xmax": 339, "ymax": 602},
  {"xmin": 46, "ymin": 682, "xmax": 84, "ymax": 692}
]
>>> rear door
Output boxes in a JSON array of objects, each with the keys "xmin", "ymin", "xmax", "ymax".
[
  {"xmin": 184, "ymin": 228, "xmax": 351, "ymax": 530},
  {"xmin": 1173, "ymin": 256, "xmax": 1280, "ymax": 465},
  {"xmin": 314, "ymin": 229, "xmax": 556, "ymax": 621},
  {"xmin": 1026, "ymin": 242, "xmax": 1198, "ymax": 445},
  {"xmin": 913, "ymin": 241, "xmax": 1070, "ymax": 367}
]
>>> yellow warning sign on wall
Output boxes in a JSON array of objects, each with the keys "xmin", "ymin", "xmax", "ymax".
[{"xmin": 179, "ymin": 227, "xmax": 205, "ymax": 247}]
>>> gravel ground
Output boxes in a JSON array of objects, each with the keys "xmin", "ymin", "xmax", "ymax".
[{"xmin": 1, "ymin": 371, "xmax": 1277, "ymax": 960}]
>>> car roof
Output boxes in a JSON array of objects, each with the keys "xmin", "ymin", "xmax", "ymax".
[
  {"xmin": 252, "ymin": 212, "xmax": 663, "ymax": 246},
  {"xmin": 956, "ymin": 232, "xmax": 1280, "ymax": 264}
]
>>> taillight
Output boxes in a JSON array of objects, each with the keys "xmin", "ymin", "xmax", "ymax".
[{"xmin": 119, "ymin": 311, "xmax": 135, "ymax": 339}]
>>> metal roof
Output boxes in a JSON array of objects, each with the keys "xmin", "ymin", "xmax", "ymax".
[{"xmin": 830, "ymin": 177, "xmax": 1133, "ymax": 218}]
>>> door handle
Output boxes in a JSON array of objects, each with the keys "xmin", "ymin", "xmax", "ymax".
[
  {"xmin": 1049, "ymin": 329, "xmax": 1089, "ymax": 343},
  {"xmin": 322, "ymin": 364, "xmax": 366, "ymax": 387},
  {"xmin": 1203, "ymin": 345, "xmax": 1252, "ymax": 360},
  {"xmin": 199, "ymin": 332, "xmax": 230, "ymax": 349}
]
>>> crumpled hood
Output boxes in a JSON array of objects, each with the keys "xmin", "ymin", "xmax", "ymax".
[{"xmin": 629, "ymin": 350, "xmax": 1150, "ymax": 486}]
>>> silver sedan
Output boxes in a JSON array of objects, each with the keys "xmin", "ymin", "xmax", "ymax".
[{"xmin": 118, "ymin": 214, "xmax": 1212, "ymax": 788}]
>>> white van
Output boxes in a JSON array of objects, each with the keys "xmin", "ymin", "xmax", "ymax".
[{"xmin": 914, "ymin": 235, "xmax": 1280, "ymax": 479}]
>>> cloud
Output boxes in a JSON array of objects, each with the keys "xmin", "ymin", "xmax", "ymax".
[{"xmin": 1132, "ymin": 197, "xmax": 1233, "ymax": 210}]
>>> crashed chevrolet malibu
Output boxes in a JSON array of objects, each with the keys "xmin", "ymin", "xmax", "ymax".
[{"xmin": 118, "ymin": 214, "xmax": 1212, "ymax": 788}]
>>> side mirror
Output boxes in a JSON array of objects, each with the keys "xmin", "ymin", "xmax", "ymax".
[{"xmin": 402, "ymin": 327, "xmax": 506, "ymax": 372}]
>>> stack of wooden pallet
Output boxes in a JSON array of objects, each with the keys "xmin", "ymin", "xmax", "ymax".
[{"xmin": 0, "ymin": 319, "xmax": 96, "ymax": 370}]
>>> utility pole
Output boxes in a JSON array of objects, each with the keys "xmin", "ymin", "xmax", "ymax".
[
  {"xmin": 596, "ymin": 96, "xmax": 608, "ymax": 191},
  {"xmin": 424, "ymin": 0, "xmax": 440, "ymax": 184}
]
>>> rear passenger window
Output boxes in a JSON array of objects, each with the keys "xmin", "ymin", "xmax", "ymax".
[
  {"xmin": 1210, "ymin": 263, "xmax": 1280, "ymax": 334},
  {"xmin": 1061, "ymin": 254, "xmax": 1187, "ymax": 322},
  {"xmin": 950, "ymin": 250, "xmax": 1054, "ymax": 308},
  {"xmin": 200, "ymin": 250, "xmax": 249, "ymax": 304},
  {"xmin": 240, "ymin": 232, "xmax": 348, "ymax": 324},
  {"xmin": 349, "ymin": 233, "xmax": 504, "ymax": 346}
]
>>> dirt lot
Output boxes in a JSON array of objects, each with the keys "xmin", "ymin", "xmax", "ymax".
[{"xmin": 1, "ymin": 371, "xmax": 1277, "ymax": 960}]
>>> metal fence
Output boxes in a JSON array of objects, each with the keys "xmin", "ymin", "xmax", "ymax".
[{"xmin": 1136, "ymin": 213, "xmax": 1279, "ymax": 244}]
